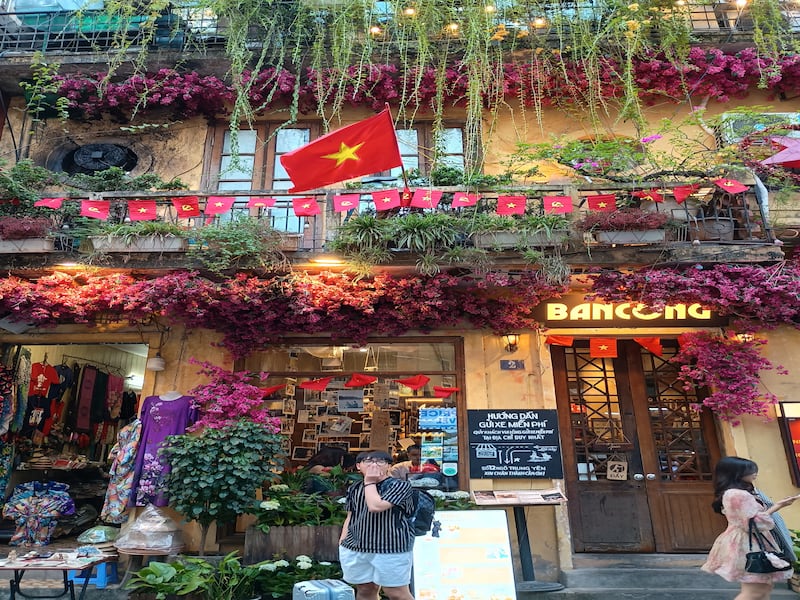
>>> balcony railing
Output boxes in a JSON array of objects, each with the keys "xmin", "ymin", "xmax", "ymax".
[
  {"xmin": 0, "ymin": 1, "xmax": 794, "ymax": 54},
  {"xmin": 32, "ymin": 183, "xmax": 782, "ymax": 258}
]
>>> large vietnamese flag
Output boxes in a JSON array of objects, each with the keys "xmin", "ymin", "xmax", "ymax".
[{"xmin": 280, "ymin": 109, "xmax": 403, "ymax": 193}]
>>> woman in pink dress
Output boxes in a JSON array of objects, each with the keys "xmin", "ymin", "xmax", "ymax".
[{"xmin": 702, "ymin": 457, "xmax": 799, "ymax": 600}]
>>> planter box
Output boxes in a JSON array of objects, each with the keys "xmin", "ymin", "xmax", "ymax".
[
  {"xmin": 0, "ymin": 238, "xmax": 54, "ymax": 253},
  {"xmin": 279, "ymin": 234, "xmax": 303, "ymax": 252},
  {"xmin": 471, "ymin": 230, "xmax": 567, "ymax": 249},
  {"xmin": 594, "ymin": 229, "xmax": 666, "ymax": 244},
  {"xmin": 89, "ymin": 236, "xmax": 188, "ymax": 253},
  {"xmin": 244, "ymin": 525, "xmax": 341, "ymax": 563}
]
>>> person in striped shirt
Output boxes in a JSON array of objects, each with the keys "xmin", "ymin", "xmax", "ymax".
[{"xmin": 339, "ymin": 450, "xmax": 415, "ymax": 600}]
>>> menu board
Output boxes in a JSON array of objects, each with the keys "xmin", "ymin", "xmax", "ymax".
[
  {"xmin": 413, "ymin": 510, "xmax": 516, "ymax": 600},
  {"xmin": 467, "ymin": 409, "xmax": 563, "ymax": 479}
]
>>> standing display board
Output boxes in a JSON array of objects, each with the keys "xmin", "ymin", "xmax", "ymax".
[
  {"xmin": 467, "ymin": 410, "xmax": 563, "ymax": 478},
  {"xmin": 412, "ymin": 510, "xmax": 516, "ymax": 600}
]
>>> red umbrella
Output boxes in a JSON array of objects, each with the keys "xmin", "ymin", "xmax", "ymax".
[{"xmin": 761, "ymin": 136, "xmax": 800, "ymax": 169}]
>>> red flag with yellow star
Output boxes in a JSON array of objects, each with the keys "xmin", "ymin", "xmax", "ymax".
[
  {"xmin": 279, "ymin": 109, "xmax": 403, "ymax": 193},
  {"xmin": 128, "ymin": 200, "xmax": 158, "ymax": 221},
  {"xmin": 373, "ymin": 189, "xmax": 401, "ymax": 211},
  {"xmin": 586, "ymin": 194, "xmax": 617, "ymax": 212},
  {"xmin": 589, "ymin": 338, "xmax": 618, "ymax": 358},
  {"xmin": 204, "ymin": 196, "xmax": 235, "ymax": 216},
  {"xmin": 496, "ymin": 195, "xmax": 526, "ymax": 215},
  {"xmin": 292, "ymin": 198, "xmax": 321, "ymax": 217}
]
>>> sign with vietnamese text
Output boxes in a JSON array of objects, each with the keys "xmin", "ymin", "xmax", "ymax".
[{"xmin": 468, "ymin": 409, "xmax": 563, "ymax": 478}]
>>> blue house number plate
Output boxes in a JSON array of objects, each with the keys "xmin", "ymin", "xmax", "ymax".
[{"xmin": 500, "ymin": 360, "xmax": 525, "ymax": 370}]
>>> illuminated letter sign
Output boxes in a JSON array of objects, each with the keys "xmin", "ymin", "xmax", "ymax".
[{"xmin": 535, "ymin": 295, "xmax": 725, "ymax": 327}]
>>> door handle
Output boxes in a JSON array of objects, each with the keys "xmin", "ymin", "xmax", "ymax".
[
  {"xmin": 646, "ymin": 473, "xmax": 656, "ymax": 480},
  {"xmin": 633, "ymin": 473, "xmax": 644, "ymax": 481}
]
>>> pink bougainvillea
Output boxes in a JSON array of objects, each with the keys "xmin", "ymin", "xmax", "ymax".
[
  {"xmin": 53, "ymin": 47, "xmax": 800, "ymax": 120},
  {"xmin": 671, "ymin": 331, "xmax": 786, "ymax": 424}
]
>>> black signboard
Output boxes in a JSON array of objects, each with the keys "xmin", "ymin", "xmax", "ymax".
[{"xmin": 468, "ymin": 409, "xmax": 563, "ymax": 479}]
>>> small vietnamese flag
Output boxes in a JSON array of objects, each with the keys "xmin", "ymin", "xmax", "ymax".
[
  {"xmin": 433, "ymin": 386, "xmax": 460, "ymax": 398},
  {"xmin": 394, "ymin": 374, "xmax": 430, "ymax": 390},
  {"xmin": 452, "ymin": 192, "xmax": 480, "ymax": 207},
  {"xmin": 262, "ymin": 384, "xmax": 287, "ymax": 397},
  {"xmin": 373, "ymin": 189, "xmax": 401, "ymax": 211},
  {"xmin": 80, "ymin": 200, "xmax": 110, "ymax": 220},
  {"xmin": 35, "ymin": 197, "xmax": 64, "ymax": 209},
  {"xmin": 280, "ymin": 109, "xmax": 403, "ymax": 193},
  {"xmin": 410, "ymin": 189, "xmax": 443, "ymax": 209},
  {"xmin": 333, "ymin": 194, "xmax": 361, "ymax": 213},
  {"xmin": 590, "ymin": 338, "xmax": 618, "ymax": 358},
  {"xmin": 632, "ymin": 189, "xmax": 664, "ymax": 203},
  {"xmin": 247, "ymin": 197, "xmax": 276, "ymax": 209},
  {"xmin": 496, "ymin": 195, "xmax": 526, "ymax": 215},
  {"xmin": 545, "ymin": 335, "xmax": 574, "ymax": 347},
  {"xmin": 543, "ymin": 195, "xmax": 573, "ymax": 214},
  {"xmin": 345, "ymin": 373, "xmax": 378, "ymax": 388},
  {"xmin": 713, "ymin": 178, "xmax": 748, "ymax": 194},
  {"xmin": 672, "ymin": 184, "xmax": 700, "ymax": 204},
  {"xmin": 634, "ymin": 337, "xmax": 663, "ymax": 356},
  {"xmin": 586, "ymin": 194, "xmax": 617, "ymax": 212},
  {"xmin": 128, "ymin": 200, "xmax": 158, "ymax": 221},
  {"xmin": 292, "ymin": 197, "xmax": 321, "ymax": 217},
  {"xmin": 299, "ymin": 377, "xmax": 333, "ymax": 392},
  {"xmin": 205, "ymin": 196, "xmax": 235, "ymax": 216},
  {"xmin": 173, "ymin": 196, "xmax": 201, "ymax": 218}
]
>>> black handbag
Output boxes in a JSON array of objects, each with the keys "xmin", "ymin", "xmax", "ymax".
[{"xmin": 745, "ymin": 518, "xmax": 793, "ymax": 574}]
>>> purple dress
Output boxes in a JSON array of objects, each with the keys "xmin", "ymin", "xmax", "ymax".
[{"xmin": 129, "ymin": 395, "xmax": 197, "ymax": 507}]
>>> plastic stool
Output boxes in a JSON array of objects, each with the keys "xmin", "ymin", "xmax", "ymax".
[{"xmin": 67, "ymin": 561, "xmax": 118, "ymax": 589}]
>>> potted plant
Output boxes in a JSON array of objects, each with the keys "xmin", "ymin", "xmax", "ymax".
[
  {"xmin": 0, "ymin": 215, "xmax": 56, "ymax": 252},
  {"xmin": 87, "ymin": 220, "xmax": 189, "ymax": 253},
  {"xmin": 125, "ymin": 558, "xmax": 210, "ymax": 600},
  {"xmin": 468, "ymin": 213, "xmax": 571, "ymax": 250},
  {"xmin": 160, "ymin": 419, "xmax": 286, "ymax": 556},
  {"xmin": 186, "ymin": 216, "xmax": 292, "ymax": 275},
  {"xmin": 574, "ymin": 208, "xmax": 673, "ymax": 244},
  {"xmin": 244, "ymin": 466, "xmax": 358, "ymax": 563}
]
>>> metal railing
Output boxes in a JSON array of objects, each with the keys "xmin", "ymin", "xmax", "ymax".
[{"xmin": 0, "ymin": 1, "xmax": 793, "ymax": 54}]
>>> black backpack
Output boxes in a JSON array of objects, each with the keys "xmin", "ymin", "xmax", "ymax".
[{"xmin": 407, "ymin": 488, "xmax": 436, "ymax": 536}]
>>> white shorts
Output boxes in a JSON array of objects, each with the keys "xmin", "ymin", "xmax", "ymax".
[{"xmin": 339, "ymin": 545, "xmax": 413, "ymax": 588}]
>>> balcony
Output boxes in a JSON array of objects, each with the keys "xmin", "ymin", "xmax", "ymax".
[
  {"xmin": 0, "ymin": 0, "xmax": 793, "ymax": 91},
  {"xmin": 0, "ymin": 181, "xmax": 786, "ymax": 277}
]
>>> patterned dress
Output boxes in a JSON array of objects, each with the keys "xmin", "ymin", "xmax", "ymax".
[
  {"xmin": 129, "ymin": 395, "xmax": 196, "ymax": 507},
  {"xmin": 702, "ymin": 488, "xmax": 794, "ymax": 584},
  {"xmin": 101, "ymin": 419, "xmax": 142, "ymax": 523}
]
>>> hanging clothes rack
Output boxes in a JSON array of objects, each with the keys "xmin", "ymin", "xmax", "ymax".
[{"xmin": 60, "ymin": 354, "xmax": 128, "ymax": 378}]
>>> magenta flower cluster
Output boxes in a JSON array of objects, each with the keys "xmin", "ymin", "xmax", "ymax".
[
  {"xmin": 53, "ymin": 47, "xmax": 800, "ymax": 120},
  {"xmin": 0, "ymin": 270, "xmax": 567, "ymax": 357},
  {"xmin": 187, "ymin": 359, "xmax": 282, "ymax": 431},
  {"xmin": 670, "ymin": 332, "xmax": 785, "ymax": 424}
]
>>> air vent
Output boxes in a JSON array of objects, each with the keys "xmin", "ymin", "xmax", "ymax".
[{"xmin": 62, "ymin": 143, "xmax": 139, "ymax": 175}]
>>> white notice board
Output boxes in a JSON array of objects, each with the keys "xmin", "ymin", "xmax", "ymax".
[{"xmin": 412, "ymin": 510, "xmax": 517, "ymax": 600}]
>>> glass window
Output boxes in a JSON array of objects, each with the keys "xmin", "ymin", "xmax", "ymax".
[{"xmin": 238, "ymin": 340, "xmax": 464, "ymax": 491}]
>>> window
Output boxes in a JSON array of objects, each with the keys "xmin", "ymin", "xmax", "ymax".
[
  {"xmin": 236, "ymin": 338, "xmax": 466, "ymax": 491},
  {"xmin": 205, "ymin": 121, "xmax": 466, "ymax": 226}
]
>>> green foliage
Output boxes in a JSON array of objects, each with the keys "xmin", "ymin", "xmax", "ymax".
[
  {"xmin": 160, "ymin": 420, "xmax": 287, "ymax": 550},
  {"xmin": 0, "ymin": 160, "xmax": 59, "ymax": 215},
  {"xmin": 330, "ymin": 211, "xmax": 570, "ymax": 274},
  {"xmin": 187, "ymin": 216, "xmax": 291, "ymax": 274},
  {"xmin": 66, "ymin": 167, "xmax": 187, "ymax": 193},
  {"xmin": 125, "ymin": 559, "xmax": 211, "ymax": 599},
  {"xmin": 88, "ymin": 220, "xmax": 187, "ymax": 244},
  {"xmin": 19, "ymin": 54, "xmax": 70, "ymax": 123},
  {"xmin": 254, "ymin": 556, "xmax": 345, "ymax": 600}
]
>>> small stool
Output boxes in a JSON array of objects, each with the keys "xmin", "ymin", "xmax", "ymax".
[{"xmin": 67, "ymin": 561, "xmax": 119, "ymax": 589}]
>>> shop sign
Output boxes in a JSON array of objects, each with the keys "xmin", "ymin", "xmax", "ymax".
[
  {"xmin": 533, "ymin": 294, "xmax": 727, "ymax": 328},
  {"xmin": 777, "ymin": 402, "xmax": 800, "ymax": 486},
  {"xmin": 419, "ymin": 407, "xmax": 457, "ymax": 432},
  {"xmin": 467, "ymin": 409, "xmax": 563, "ymax": 478}
]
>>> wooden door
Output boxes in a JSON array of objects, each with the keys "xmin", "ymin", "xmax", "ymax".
[{"xmin": 552, "ymin": 339, "xmax": 726, "ymax": 553}]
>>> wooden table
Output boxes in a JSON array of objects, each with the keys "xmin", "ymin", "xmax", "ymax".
[{"xmin": 0, "ymin": 552, "xmax": 114, "ymax": 600}]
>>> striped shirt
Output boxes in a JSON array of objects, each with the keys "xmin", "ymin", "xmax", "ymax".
[{"xmin": 342, "ymin": 478, "xmax": 414, "ymax": 553}]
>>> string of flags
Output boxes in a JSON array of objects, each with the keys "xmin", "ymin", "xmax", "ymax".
[
  {"xmin": 30, "ymin": 178, "xmax": 749, "ymax": 220},
  {"xmin": 545, "ymin": 336, "xmax": 664, "ymax": 358},
  {"xmin": 296, "ymin": 373, "xmax": 459, "ymax": 398}
]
